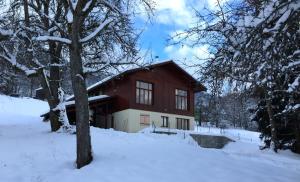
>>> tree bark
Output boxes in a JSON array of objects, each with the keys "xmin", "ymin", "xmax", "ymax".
[
  {"xmin": 69, "ymin": 14, "xmax": 92, "ymax": 169},
  {"xmin": 48, "ymin": 43, "xmax": 62, "ymax": 131},
  {"xmin": 198, "ymin": 106, "xmax": 201, "ymax": 126},
  {"xmin": 38, "ymin": 69, "xmax": 60, "ymax": 131},
  {"xmin": 293, "ymin": 113, "xmax": 300, "ymax": 153},
  {"xmin": 23, "ymin": 0, "xmax": 30, "ymax": 27},
  {"xmin": 266, "ymin": 97, "xmax": 278, "ymax": 151}
]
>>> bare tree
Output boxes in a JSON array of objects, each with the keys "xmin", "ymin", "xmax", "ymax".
[
  {"xmin": 64, "ymin": 0, "xmax": 153, "ymax": 169},
  {"xmin": 31, "ymin": 0, "xmax": 153, "ymax": 168},
  {"xmin": 0, "ymin": 0, "xmax": 69, "ymax": 131}
]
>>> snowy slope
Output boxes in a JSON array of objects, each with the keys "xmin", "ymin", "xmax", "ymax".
[
  {"xmin": 0, "ymin": 95, "xmax": 48, "ymax": 125},
  {"xmin": 0, "ymin": 95, "xmax": 300, "ymax": 182},
  {"xmin": 0, "ymin": 94, "xmax": 48, "ymax": 116}
]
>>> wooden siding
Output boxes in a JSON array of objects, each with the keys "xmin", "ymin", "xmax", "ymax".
[
  {"xmin": 128, "ymin": 66, "xmax": 195, "ymax": 116},
  {"xmin": 88, "ymin": 63, "xmax": 196, "ymax": 116}
]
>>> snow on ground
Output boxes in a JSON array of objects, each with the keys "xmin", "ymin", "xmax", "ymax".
[
  {"xmin": 0, "ymin": 94, "xmax": 300, "ymax": 182},
  {"xmin": 0, "ymin": 95, "xmax": 48, "ymax": 125}
]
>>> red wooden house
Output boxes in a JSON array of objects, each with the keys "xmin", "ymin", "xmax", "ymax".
[{"xmin": 66, "ymin": 60, "xmax": 206, "ymax": 132}]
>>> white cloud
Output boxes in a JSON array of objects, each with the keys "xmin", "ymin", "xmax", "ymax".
[
  {"xmin": 164, "ymin": 44, "xmax": 212, "ymax": 75},
  {"xmin": 156, "ymin": 0, "xmax": 223, "ymax": 64},
  {"xmin": 138, "ymin": 0, "xmax": 220, "ymax": 71},
  {"xmin": 152, "ymin": 0, "xmax": 199, "ymax": 27},
  {"xmin": 164, "ymin": 44, "xmax": 211, "ymax": 62},
  {"xmin": 151, "ymin": 0, "xmax": 227, "ymax": 26}
]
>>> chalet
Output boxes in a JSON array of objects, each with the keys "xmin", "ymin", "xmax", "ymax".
[{"xmin": 66, "ymin": 60, "xmax": 206, "ymax": 132}]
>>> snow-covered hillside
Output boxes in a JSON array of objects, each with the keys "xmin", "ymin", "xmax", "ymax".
[
  {"xmin": 0, "ymin": 95, "xmax": 299, "ymax": 182},
  {"xmin": 0, "ymin": 95, "xmax": 48, "ymax": 125}
]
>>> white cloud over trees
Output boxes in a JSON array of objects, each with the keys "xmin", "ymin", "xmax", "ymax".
[{"xmin": 148, "ymin": 0, "xmax": 221, "ymax": 64}]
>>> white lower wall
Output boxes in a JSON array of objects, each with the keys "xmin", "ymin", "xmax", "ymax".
[
  {"xmin": 112, "ymin": 109, "xmax": 130, "ymax": 132},
  {"xmin": 112, "ymin": 109, "xmax": 195, "ymax": 133}
]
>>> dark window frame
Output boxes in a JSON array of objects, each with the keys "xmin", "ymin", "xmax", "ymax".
[
  {"xmin": 176, "ymin": 118, "xmax": 189, "ymax": 130},
  {"xmin": 175, "ymin": 89, "xmax": 188, "ymax": 110},
  {"xmin": 136, "ymin": 80, "xmax": 153, "ymax": 105},
  {"xmin": 161, "ymin": 116, "xmax": 169, "ymax": 128}
]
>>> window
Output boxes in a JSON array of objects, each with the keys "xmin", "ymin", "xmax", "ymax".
[
  {"xmin": 175, "ymin": 89, "xmax": 188, "ymax": 110},
  {"xmin": 161, "ymin": 116, "xmax": 169, "ymax": 128},
  {"xmin": 176, "ymin": 118, "xmax": 189, "ymax": 130},
  {"xmin": 140, "ymin": 114, "xmax": 150, "ymax": 125},
  {"xmin": 136, "ymin": 81, "xmax": 153, "ymax": 105}
]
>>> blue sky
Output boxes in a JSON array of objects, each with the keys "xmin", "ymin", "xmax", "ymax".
[
  {"xmin": 134, "ymin": 0, "xmax": 221, "ymax": 66},
  {"xmin": 136, "ymin": 19, "xmax": 171, "ymax": 60}
]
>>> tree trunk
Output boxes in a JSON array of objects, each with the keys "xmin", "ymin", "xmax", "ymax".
[
  {"xmin": 294, "ymin": 128, "xmax": 300, "ymax": 153},
  {"xmin": 23, "ymin": 0, "xmax": 30, "ymax": 27},
  {"xmin": 266, "ymin": 98, "xmax": 278, "ymax": 151},
  {"xmin": 48, "ymin": 101, "xmax": 61, "ymax": 131},
  {"xmin": 48, "ymin": 69, "xmax": 62, "ymax": 131},
  {"xmin": 30, "ymin": 78, "xmax": 33, "ymax": 97},
  {"xmin": 38, "ymin": 69, "xmax": 61, "ymax": 131},
  {"xmin": 49, "ymin": 43, "xmax": 62, "ymax": 131},
  {"xmin": 293, "ymin": 113, "xmax": 300, "ymax": 153},
  {"xmin": 69, "ymin": 15, "xmax": 93, "ymax": 169},
  {"xmin": 198, "ymin": 106, "xmax": 201, "ymax": 126}
]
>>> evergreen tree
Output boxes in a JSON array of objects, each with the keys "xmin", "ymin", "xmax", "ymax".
[{"xmin": 172, "ymin": 0, "xmax": 300, "ymax": 152}]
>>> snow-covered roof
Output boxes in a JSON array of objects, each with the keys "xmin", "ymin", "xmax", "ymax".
[
  {"xmin": 67, "ymin": 60, "xmax": 206, "ymax": 101},
  {"xmin": 86, "ymin": 74, "xmax": 116, "ymax": 92},
  {"xmin": 66, "ymin": 60, "xmax": 170, "ymax": 101},
  {"xmin": 86, "ymin": 60, "xmax": 174, "ymax": 92},
  {"xmin": 65, "ymin": 95, "xmax": 110, "ymax": 106},
  {"xmin": 40, "ymin": 95, "xmax": 112, "ymax": 117}
]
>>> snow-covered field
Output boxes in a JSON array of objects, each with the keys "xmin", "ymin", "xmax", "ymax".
[{"xmin": 0, "ymin": 94, "xmax": 300, "ymax": 182}]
